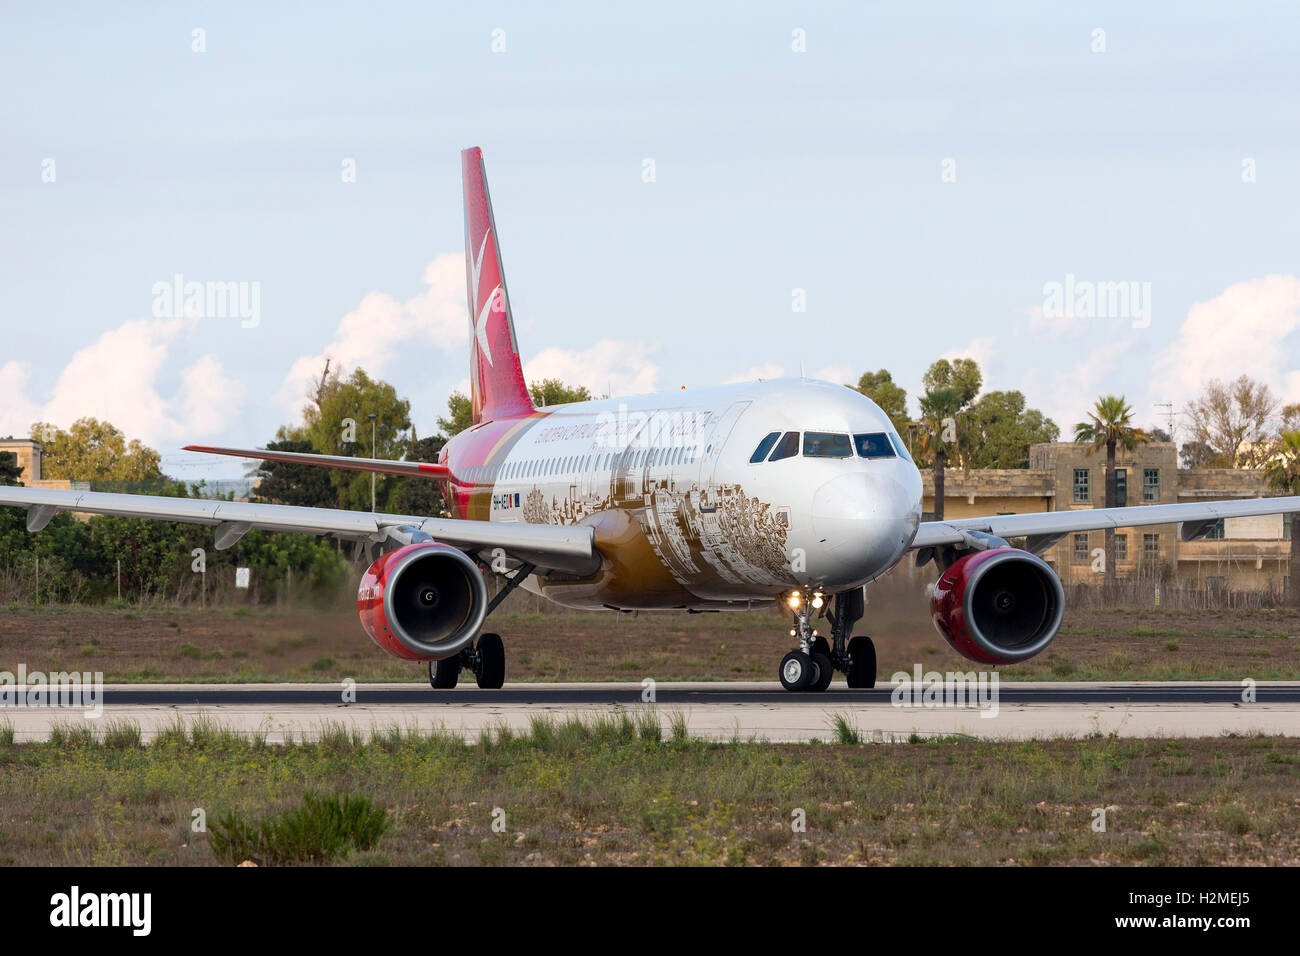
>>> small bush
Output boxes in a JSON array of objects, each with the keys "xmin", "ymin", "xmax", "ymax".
[
  {"xmin": 831, "ymin": 713, "xmax": 862, "ymax": 745},
  {"xmin": 209, "ymin": 792, "xmax": 389, "ymax": 865},
  {"xmin": 103, "ymin": 720, "xmax": 142, "ymax": 749}
]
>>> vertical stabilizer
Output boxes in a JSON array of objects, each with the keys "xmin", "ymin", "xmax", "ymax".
[{"xmin": 462, "ymin": 147, "xmax": 533, "ymax": 423}]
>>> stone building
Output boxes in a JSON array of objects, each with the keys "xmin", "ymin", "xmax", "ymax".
[
  {"xmin": 0, "ymin": 438, "xmax": 89, "ymax": 491},
  {"xmin": 921, "ymin": 441, "xmax": 1289, "ymax": 593}
]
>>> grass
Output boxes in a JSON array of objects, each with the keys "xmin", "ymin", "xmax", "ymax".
[{"xmin": 0, "ymin": 718, "xmax": 1296, "ymax": 866}]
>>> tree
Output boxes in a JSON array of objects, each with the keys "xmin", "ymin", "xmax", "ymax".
[
  {"xmin": 1074, "ymin": 395, "xmax": 1149, "ymax": 584},
  {"xmin": 251, "ymin": 435, "xmax": 337, "ymax": 508},
  {"xmin": 301, "ymin": 367, "xmax": 412, "ymax": 512},
  {"xmin": 1184, "ymin": 375, "xmax": 1279, "ymax": 467},
  {"xmin": 392, "ymin": 433, "xmax": 449, "ymax": 518},
  {"xmin": 31, "ymin": 418, "xmax": 163, "ymax": 483},
  {"xmin": 958, "ymin": 391, "xmax": 1058, "ymax": 469},
  {"xmin": 1146, "ymin": 426, "xmax": 1172, "ymax": 443},
  {"xmin": 1180, "ymin": 440, "xmax": 1224, "ymax": 469},
  {"xmin": 853, "ymin": 370, "xmax": 910, "ymax": 436},
  {"xmin": 0, "ymin": 450, "xmax": 22, "ymax": 486},
  {"xmin": 437, "ymin": 392, "xmax": 473, "ymax": 437},
  {"xmin": 917, "ymin": 359, "xmax": 982, "ymax": 519},
  {"xmin": 1264, "ymin": 430, "xmax": 1300, "ymax": 606},
  {"xmin": 529, "ymin": 378, "xmax": 592, "ymax": 408}
]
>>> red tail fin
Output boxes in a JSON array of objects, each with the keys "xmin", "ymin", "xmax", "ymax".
[{"xmin": 462, "ymin": 147, "xmax": 533, "ymax": 424}]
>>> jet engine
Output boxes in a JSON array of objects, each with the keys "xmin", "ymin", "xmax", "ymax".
[
  {"xmin": 930, "ymin": 547, "xmax": 1065, "ymax": 665},
  {"xmin": 357, "ymin": 542, "xmax": 488, "ymax": 661}
]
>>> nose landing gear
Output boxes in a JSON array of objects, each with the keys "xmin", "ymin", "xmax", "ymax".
[{"xmin": 776, "ymin": 587, "xmax": 877, "ymax": 691}]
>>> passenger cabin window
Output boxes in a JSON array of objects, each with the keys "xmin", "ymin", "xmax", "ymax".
[
  {"xmin": 803, "ymin": 432, "xmax": 853, "ymax": 458},
  {"xmin": 853, "ymin": 432, "xmax": 896, "ymax": 459},
  {"xmin": 768, "ymin": 432, "xmax": 800, "ymax": 461},
  {"xmin": 750, "ymin": 432, "xmax": 781, "ymax": 463}
]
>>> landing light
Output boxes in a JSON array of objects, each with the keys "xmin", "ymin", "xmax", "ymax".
[
  {"xmin": 787, "ymin": 591, "xmax": 802, "ymax": 610},
  {"xmin": 811, "ymin": 592, "xmax": 824, "ymax": 609}
]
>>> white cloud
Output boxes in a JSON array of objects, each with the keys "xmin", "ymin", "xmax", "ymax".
[
  {"xmin": 1019, "ymin": 337, "xmax": 1136, "ymax": 434},
  {"xmin": 0, "ymin": 361, "xmax": 41, "ymax": 439},
  {"xmin": 524, "ymin": 340, "xmax": 659, "ymax": 397},
  {"xmin": 724, "ymin": 362, "xmax": 785, "ymax": 384},
  {"xmin": 812, "ymin": 364, "xmax": 853, "ymax": 385},
  {"xmin": 1148, "ymin": 275, "xmax": 1300, "ymax": 411},
  {"xmin": 939, "ymin": 335, "xmax": 997, "ymax": 370},
  {"xmin": 7, "ymin": 318, "xmax": 245, "ymax": 446},
  {"xmin": 276, "ymin": 253, "xmax": 466, "ymax": 415}
]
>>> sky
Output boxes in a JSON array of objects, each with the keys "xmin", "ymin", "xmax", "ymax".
[{"xmin": 2, "ymin": 1, "xmax": 1298, "ymax": 480}]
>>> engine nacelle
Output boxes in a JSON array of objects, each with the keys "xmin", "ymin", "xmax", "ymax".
[
  {"xmin": 357, "ymin": 542, "xmax": 488, "ymax": 661},
  {"xmin": 930, "ymin": 547, "xmax": 1065, "ymax": 665}
]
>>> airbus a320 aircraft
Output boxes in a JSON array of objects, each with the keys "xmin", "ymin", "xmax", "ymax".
[{"xmin": 6, "ymin": 148, "xmax": 1300, "ymax": 692}]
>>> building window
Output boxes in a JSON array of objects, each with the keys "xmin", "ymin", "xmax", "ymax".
[
  {"xmin": 1205, "ymin": 519, "xmax": 1226, "ymax": 540},
  {"xmin": 1143, "ymin": 533, "xmax": 1160, "ymax": 558},
  {"xmin": 1143, "ymin": 468, "xmax": 1160, "ymax": 501},
  {"xmin": 1073, "ymin": 468, "xmax": 1090, "ymax": 503},
  {"xmin": 1114, "ymin": 468, "xmax": 1127, "ymax": 507},
  {"xmin": 1072, "ymin": 533, "xmax": 1090, "ymax": 562},
  {"xmin": 1115, "ymin": 534, "xmax": 1128, "ymax": 561}
]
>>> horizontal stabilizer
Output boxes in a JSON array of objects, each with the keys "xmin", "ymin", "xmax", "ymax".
[{"xmin": 183, "ymin": 445, "xmax": 450, "ymax": 480}]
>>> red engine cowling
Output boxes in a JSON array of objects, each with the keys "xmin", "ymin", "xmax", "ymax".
[
  {"xmin": 930, "ymin": 547, "xmax": 1065, "ymax": 665},
  {"xmin": 357, "ymin": 542, "xmax": 488, "ymax": 661}
]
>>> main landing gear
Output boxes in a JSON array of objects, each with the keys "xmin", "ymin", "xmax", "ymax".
[
  {"xmin": 429, "ymin": 633, "xmax": 505, "ymax": 690},
  {"xmin": 776, "ymin": 587, "xmax": 877, "ymax": 692},
  {"xmin": 427, "ymin": 561, "xmax": 535, "ymax": 691}
]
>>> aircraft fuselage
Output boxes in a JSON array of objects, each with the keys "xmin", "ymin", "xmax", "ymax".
[{"xmin": 440, "ymin": 378, "xmax": 923, "ymax": 610}]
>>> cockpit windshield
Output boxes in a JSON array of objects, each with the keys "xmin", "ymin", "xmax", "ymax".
[
  {"xmin": 768, "ymin": 431, "xmax": 801, "ymax": 461},
  {"xmin": 803, "ymin": 432, "xmax": 853, "ymax": 458},
  {"xmin": 853, "ymin": 432, "xmax": 896, "ymax": 459},
  {"xmin": 888, "ymin": 431, "xmax": 914, "ymax": 464},
  {"xmin": 749, "ymin": 431, "xmax": 781, "ymax": 463}
]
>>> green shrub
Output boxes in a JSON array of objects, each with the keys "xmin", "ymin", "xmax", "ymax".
[{"xmin": 209, "ymin": 793, "xmax": 389, "ymax": 865}]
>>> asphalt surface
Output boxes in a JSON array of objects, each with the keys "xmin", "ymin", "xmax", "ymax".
[{"xmin": 98, "ymin": 681, "xmax": 1299, "ymax": 705}]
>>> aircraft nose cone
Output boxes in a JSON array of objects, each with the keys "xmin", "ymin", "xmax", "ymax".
[{"xmin": 811, "ymin": 470, "xmax": 919, "ymax": 581}]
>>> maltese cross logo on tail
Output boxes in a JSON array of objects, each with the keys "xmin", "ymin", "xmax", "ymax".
[{"xmin": 471, "ymin": 228, "xmax": 498, "ymax": 366}]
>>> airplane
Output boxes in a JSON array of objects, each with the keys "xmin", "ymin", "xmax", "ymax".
[{"xmin": 5, "ymin": 146, "xmax": 1300, "ymax": 693}]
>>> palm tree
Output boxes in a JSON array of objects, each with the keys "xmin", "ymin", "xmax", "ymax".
[
  {"xmin": 1265, "ymin": 430, "xmax": 1300, "ymax": 606},
  {"xmin": 1074, "ymin": 395, "xmax": 1149, "ymax": 584},
  {"xmin": 919, "ymin": 386, "xmax": 962, "ymax": 521}
]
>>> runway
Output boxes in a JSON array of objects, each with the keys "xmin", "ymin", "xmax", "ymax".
[{"xmin": 5, "ymin": 681, "xmax": 1300, "ymax": 743}]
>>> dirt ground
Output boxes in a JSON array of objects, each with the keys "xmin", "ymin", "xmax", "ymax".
[{"xmin": 2, "ymin": 597, "xmax": 1299, "ymax": 683}]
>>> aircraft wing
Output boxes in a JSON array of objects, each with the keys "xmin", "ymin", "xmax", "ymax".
[
  {"xmin": 912, "ymin": 495, "xmax": 1300, "ymax": 556},
  {"xmin": 0, "ymin": 486, "xmax": 597, "ymax": 575},
  {"xmin": 183, "ymin": 445, "xmax": 451, "ymax": 480}
]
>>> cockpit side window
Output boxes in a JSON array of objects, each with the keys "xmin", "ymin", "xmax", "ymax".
[
  {"xmin": 768, "ymin": 431, "xmax": 800, "ymax": 461},
  {"xmin": 749, "ymin": 431, "xmax": 781, "ymax": 463},
  {"xmin": 803, "ymin": 432, "xmax": 853, "ymax": 458},
  {"xmin": 888, "ymin": 431, "xmax": 914, "ymax": 464},
  {"xmin": 853, "ymin": 432, "xmax": 897, "ymax": 459}
]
